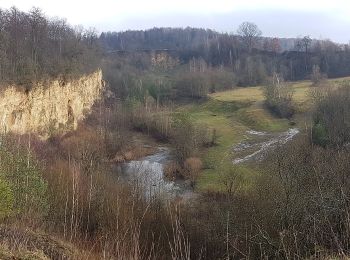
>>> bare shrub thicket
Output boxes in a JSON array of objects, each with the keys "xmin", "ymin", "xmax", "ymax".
[
  {"xmin": 2, "ymin": 111, "xmax": 349, "ymax": 259},
  {"xmin": 310, "ymin": 64, "xmax": 327, "ymax": 85},
  {"xmin": 0, "ymin": 7, "xmax": 100, "ymax": 85},
  {"xmin": 313, "ymin": 84, "xmax": 350, "ymax": 147},
  {"xmin": 183, "ymin": 157, "xmax": 203, "ymax": 188},
  {"xmin": 180, "ymin": 135, "xmax": 350, "ymax": 259},
  {"xmin": 0, "ymin": 127, "xmax": 194, "ymax": 259},
  {"xmin": 130, "ymin": 102, "xmax": 173, "ymax": 141},
  {"xmin": 264, "ymin": 73, "xmax": 295, "ymax": 118}
]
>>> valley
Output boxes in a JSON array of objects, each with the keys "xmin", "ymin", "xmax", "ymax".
[{"xmin": 0, "ymin": 6, "xmax": 349, "ymax": 259}]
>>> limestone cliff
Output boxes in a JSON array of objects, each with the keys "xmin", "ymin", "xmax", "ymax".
[{"xmin": 0, "ymin": 70, "xmax": 105, "ymax": 136}]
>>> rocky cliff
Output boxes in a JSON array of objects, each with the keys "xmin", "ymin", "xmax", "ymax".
[{"xmin": 0, "ymin": 70, "xmax": 105, "ymax": 136}]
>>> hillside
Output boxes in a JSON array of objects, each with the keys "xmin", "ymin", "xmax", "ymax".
[{"xmin": 0, "ymin": 6, "xmax": 350, "ymax": 260}]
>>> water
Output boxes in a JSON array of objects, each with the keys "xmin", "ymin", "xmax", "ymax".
[
  {"xmin": 232, "ymin": 128, "xmax": 300, "ymax": 164},
  {"xmin": 117, "ymin": 147, "xmax": 192, "ymax": 200},
  {"xmin": 114, "ymin": 128, "xmax": 299, "ymax": 198},
  {"xmin": 246, "ymin": 130, "xmax": 268, "ymax": 136}
]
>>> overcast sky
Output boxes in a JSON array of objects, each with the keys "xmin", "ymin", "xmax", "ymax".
[{"xmin": 1, "ymin": 0, "xmax": 350, "ymax": 43}]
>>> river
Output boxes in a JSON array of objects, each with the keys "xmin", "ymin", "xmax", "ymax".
[{"xmin": 115, "ymin": 147, "xmax": 193, "ymax": 200}]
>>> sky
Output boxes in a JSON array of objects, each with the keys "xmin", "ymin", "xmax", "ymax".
[{"xmin": 1, "ymin": 0, "xmax": 350, "ymax": 43}]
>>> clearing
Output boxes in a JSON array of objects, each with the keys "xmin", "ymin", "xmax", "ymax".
[{"xmin": 180, "ymin": 78, "xmax": 349, "ymax": 191}]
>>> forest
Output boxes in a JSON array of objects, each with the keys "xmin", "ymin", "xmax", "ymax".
[
  {"xmin": 0, "ymin": 7, "xmax": 349, "ymax": 260},
  {"xmin": 0, "ymin": 7, "xmax": 99, "ymax": 85},
  {"xmin": 101, "ymin": 27, "xmax": 350, "ymax": 82}
]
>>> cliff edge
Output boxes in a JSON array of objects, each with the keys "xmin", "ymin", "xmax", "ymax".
[{"xmin": 0, "ymin": 70, "xmax": 105, "ymax": 136}]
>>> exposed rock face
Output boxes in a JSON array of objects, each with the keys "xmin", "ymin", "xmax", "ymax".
[{"xmin": 0, "ymin": 70, "xmax": 104, "ymax": 137}]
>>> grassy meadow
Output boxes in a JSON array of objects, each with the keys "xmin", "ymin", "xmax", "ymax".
[{"xmin": 180, "ymin": 78, "xmax": 349, "ymax": 191}]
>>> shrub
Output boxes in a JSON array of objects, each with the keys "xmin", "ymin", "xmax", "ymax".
[
  {"xmin": 0, "ymin": 142, "xmax": 48, "ymax": 221},
  {"xmin": 264, "ymin": 73, "xmax": 295, "ymax": 118},
  {"xmin": 311, "ymin": 65, "xmax": 327, "ymax": 85},
  {"xmin": 183, "ymin": 157, "xmax": 203, "ymax": 187},
  {"xmin": 312, "ymin": 122, "xmax": 328, "ymax": 146},
  {"xmin": 220, "ymin": 166, "xmax": 245, "ymax": 196},
  {"xmin": 313, "ymin": 85, "xmax": 350, "ymax": 147},
  {"xmin": 0, "ymin": 177, "xmax": 13, "ymax": 221},
  {"xmin": 164, "ymin": 161, "xmax": 182, "ymax": 181}
]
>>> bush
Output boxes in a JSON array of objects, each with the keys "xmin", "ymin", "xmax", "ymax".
[
  {"xmin": 311, "ymin": 65, "xmax": 327, "ymax": 85},
  {"xmin": 313, "ymin": 85, "xmax": 350, "ymax": 147},
  {"xmin": 264, "ymin": 73, "xmax": 295, "ymax": 118},
  {"xmin": 0, "ymin": 142, "xmax": 48, "ymax": 221},
  {"xmin": 164, "ymin": 161, "xmax": 182, "ymax": 181},
  {"xmin": 173, "ymin": 71, "xmax": 210, "ymax": 99},
  {"xmin": 0, "ymin": 177, "xmax": 13, "ymax": 221},
  {"xmin": 312, "ymin": 122, "xmax": 328, "ymax": 146},
  {"xmin": 183, "ymin": 157, "xmax": 203, "ymax": 187}
]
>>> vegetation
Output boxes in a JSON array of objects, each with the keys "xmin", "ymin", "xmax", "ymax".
[
  {"xmin": 313, "ymin": 83, "xmax": 350, "ymax": 147},
  {"xmin": 0, "ymin": 7, "xmax": 100, "ymax": 85},
  {"xmin": 264, "ymin": 73, "xmax": 295, "ymax": 118},
  {"xmin": 0, "ymin": 178, "xmax": 13, "ymax": 221},
  {"xmin": 1, "ymin": 6, "xmax": 350, "ymax": 259},
  {"xmin": 101, "ymin": 27, "xmax": 350, "ymax": 84},
  {"xmin": 0, "ymin": 137, "xmax": 48, "ymax": 222}
]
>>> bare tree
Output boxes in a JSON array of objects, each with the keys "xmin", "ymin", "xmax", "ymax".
[
  {"xmin": 0, "ymin": 7, "xmax": 100, "ymax": 85},
  {"xmin": 264, "ymin": 72, "xmax": 294, "ymax": 118},
  {"xmin": 301, "ymin": 36, "xmax": 312, "ymax": 53},
  {"xmin": 263, "ymin": 37, "xmax": 281, "ymax": 53},
  {"xmin": 237, "ymin": 22, "xmax": 262, "ymax": 52},
  {"xmin": 295, "ymin": 36, "xmax": 312, "ymax": 53}
]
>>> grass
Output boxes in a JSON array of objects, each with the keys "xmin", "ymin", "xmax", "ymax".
[
  {"xmin": 211, "ymin": 81, "xmax": 312, "ymax": 104},
  {"xmin": 211, "ymin": 86, "xmax": 264, "ymax": 102},
  {"xmin": 236, "ymin": 106, "xmax": 290, "ymax": 132},
  {"xmin": 181, "ymin": 82, "xmax": 310, "ymax": 191},
  {"xmin": 0, "ymin": 244, "xmax": 49, "ymax": 260},
  {"xmin": 176, "ymin": 100, "xmax": 247, "ymax": 191},
  {"xmin": 0, "ymin": 226, "xmax": 75, "ymax": 260},
  {"xmin": 179, "ymin": 77, "xmax": 350, "ymax": 191},
  {"xmin": 178, "ymin": 95, "xmax": 290, "ymax": 191}
]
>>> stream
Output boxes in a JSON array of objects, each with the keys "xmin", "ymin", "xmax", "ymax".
[
  {"xmin": 113, "ymin": 128, "xmax": 299, "ymax": 198},
  {"xmin": 232, "ymin": 128, "xmax": 300, "ymax": 164},
  {"xmin": 115, "ymin": 147, "xmax": 193, "ymax": 200}
]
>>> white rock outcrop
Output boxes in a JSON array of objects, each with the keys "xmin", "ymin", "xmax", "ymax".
[{"xmin": 0, "ymin": 70, "xmax": 104, "ymax": 136}]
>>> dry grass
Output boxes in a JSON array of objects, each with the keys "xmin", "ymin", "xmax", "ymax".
[
  {"xmin": 210, "ymin": 86, "xmax": 264, "ymax": 102},
  {"xmin": 0, "ymin": 243, "xmax": 49, "ymax": 260},
  {"xmin": 210, "ymin": 77, "xmax": 350, "ymax": 107},
  {"xmin": 0, "ymin": 226, "xmax": 74, "ymax": 259}
]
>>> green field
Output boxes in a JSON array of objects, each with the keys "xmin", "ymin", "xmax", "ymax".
[{"xmin": 182, "ymin": 78, "xmax": 349, "ymax": 191}]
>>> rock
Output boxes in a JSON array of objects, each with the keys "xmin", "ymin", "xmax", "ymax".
[{"xmin": 0, "ymin": 70, "xmax": 104, "ymax": 137}]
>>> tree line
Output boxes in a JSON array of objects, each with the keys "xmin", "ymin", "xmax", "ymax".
[
  {"xmin": 100, "ymin": 25, "xmax": 350, "ymax": 85},
  {"xmin": 0, "ymin": 7, "xmax": 100, "ymax": 86}
]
